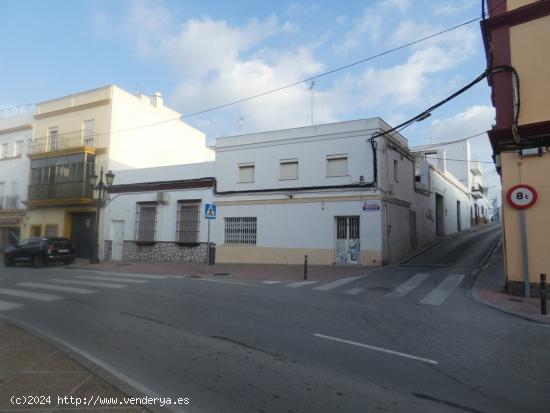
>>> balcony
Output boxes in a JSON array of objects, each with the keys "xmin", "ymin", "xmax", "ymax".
[
  {"xmin": 471, "ymin": 184, "xmax": 485, "ymax": 199},
  {"xmin": 28, "ymin": 181, "xmax": 94, "ymax": 207},
  {"xmin": 30, "ymin": 130, "xmax": 103, "ymax": 155}
]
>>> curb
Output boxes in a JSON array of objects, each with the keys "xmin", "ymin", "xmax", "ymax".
[
  {"xmin": 470, "ymin": 240, "xmax": 550, "ymax": 327},
  {"xmin": 0, "ymin": 316, "xmax": 189, "ymax": 413}
]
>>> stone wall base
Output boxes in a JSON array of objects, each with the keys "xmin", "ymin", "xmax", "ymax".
[
  {"xmin": 120, "ymin": 241, "xmax": 208, "ymax": 263},
  {"xmin": 507, "ymin": 280, "xmax": 546, "ymax": 298}
]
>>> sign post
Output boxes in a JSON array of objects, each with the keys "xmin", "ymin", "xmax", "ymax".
[
  {"xmin": 506, "ymin": 184, "xmax": 538, "ymax": 297},
  {"xmin": 204, "ymin": 203, "xmax": 216, "ymax": 266}
]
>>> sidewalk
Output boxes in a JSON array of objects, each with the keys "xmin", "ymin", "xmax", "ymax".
[
  {"xmin": 68, "ymin": 259, "xmax": 377, "ymax": 282},
  {"xmin": 0, "ymin": 320, "xmax": 148, "ymax": 412},
  {"xmin": 473, "ymin": 245, "xmax": 550, "ymax": 325}
]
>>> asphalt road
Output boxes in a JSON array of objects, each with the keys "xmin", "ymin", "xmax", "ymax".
[{"xmin": 1, "ymin": 224, "xmax": 549, "ymax": 413}]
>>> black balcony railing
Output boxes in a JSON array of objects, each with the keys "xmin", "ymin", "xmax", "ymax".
[{"xmin": 28, "ymin": 181, "xmax": 93, "ymax": 201}]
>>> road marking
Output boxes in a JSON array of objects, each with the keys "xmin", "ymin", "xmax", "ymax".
[
  {"xmin": 262, "ymin": 281, "xmax": 284, "ymax": 285},
  {"xmin": 95, "ymin": 271, "xmax": 170, "ymax": 280},
  {"xmin": 385, "ymin": 273, "xmax": 430, "ymax": 298},
  {"xmin": 50, "ymin": 278, "xmax": 125, "ymax": 289},
  {"xmin": 344, "ymin": 287, "xmax": 365, "ymax": 295},
  {"xmin": 286, "ymin": 281, "xmax": 318, "ymax": 288},
  {"xmin": 314, "ymin": 333, "xmax": 438, "ymax": 365},
  {"xmin": 0, "ymin": 288, "xmax": 61, "ymax": 302},
  {"xmin": 0, "ymin": 300, "xmax": 23, "ymax": 311},
  {"xmin": 75, "ymin": 275, "xmax": 147, "ymax": 284},
  {"xmin": 419, "ymin": 274, "xmax": 465, "ymax": 306},
  {"xmin": 188, "ymin": 278, "xmax": 257, "ymax": 287},
  {"xmin": 16, "ymin": 282, "xmax": 97, "ymax": 294},
  {"xmin": 312, "ymin": 276, "xmax": 364, "ymax": 291}
]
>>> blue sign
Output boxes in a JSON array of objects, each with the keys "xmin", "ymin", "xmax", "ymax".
[{"xmin": 204, "ymin": 203, "xmax": 216, "ymax": 219}]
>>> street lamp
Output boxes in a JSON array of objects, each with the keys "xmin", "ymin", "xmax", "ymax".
[{"xmin": 89, "ymin": 166, "xmax": 115, "ymax": 263}]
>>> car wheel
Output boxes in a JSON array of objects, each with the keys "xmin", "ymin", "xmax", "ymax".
[
  {"xmin": 3, "ymin": 256, "xmax": 14, "ymax": 267},
  {"xmin": 33, "ymin": 255, "xmax": 45, "ymax": 268}
]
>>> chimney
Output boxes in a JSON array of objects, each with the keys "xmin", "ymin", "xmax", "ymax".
[{"xmin": 151, "ymin": 92, "xmax": 163, "ymax": 108}]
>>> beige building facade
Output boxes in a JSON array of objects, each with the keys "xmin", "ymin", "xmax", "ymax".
[{"xmin": 483, "ymin": 0, "xmax": 550, "ymax": 296}]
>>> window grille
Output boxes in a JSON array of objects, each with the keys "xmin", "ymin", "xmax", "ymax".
[
  {"xmin": 176, "ymin": 200, "xmax": 200, "ymax": 243},
  {"xmin": 336, "ymin": 216, "xmax": 360, "ymax": 239},
  {"xmin": 224, "ymin": 217, "xmax": 257, "ymax": 245},
  {"xmin": 135, "ymin": 202, "xmax": 157, "ymax": 242},
  {"xmin": 349, "ymin": 216, "xmax": 360, "ymax": 239},
  {"xmin": 45, "ymin": 225, "xmax": 58, "ymax": 237}
]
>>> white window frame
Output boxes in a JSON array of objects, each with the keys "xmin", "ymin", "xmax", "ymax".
[
  {"xmin": 238, "ymin": 163, "xmax": 255, "ymax": 183},
  {"xmin": 15, "ymin": 140, "xmax": 24, "ymax": 156},
  {"xmin": 280, "ymin": 159, "xmax": 299, "ymax": 180},
  {"xmin": 326, "ymin": 154, "xmax": 348, "ymax": 177},
  {"xmin": 0, "ymin": 143, "xmax": 8, "ymax": 158}
]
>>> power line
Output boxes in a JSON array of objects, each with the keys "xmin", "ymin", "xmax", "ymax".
[{"xmin": 411, "ymin": 131, "xmax": 489, "ymax": 150}]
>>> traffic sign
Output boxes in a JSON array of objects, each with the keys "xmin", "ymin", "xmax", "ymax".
[
  {"xmin": 507, "ymin": 184, "xmax": 538, "ymax": 210},
  {"xmin": 204, "ymin": 203, "xmax": 216, "ymax": 219}
]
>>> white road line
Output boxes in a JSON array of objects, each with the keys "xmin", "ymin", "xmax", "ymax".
[
  {"xmin": 419, "ymin": 274, "xmax": 465, "ymax": 306},
  {"xmin": 385, "ymin": 273, "xmax": 430, "ymax": 298},
  {"xmin": 344, "ymin": 287, "xmax": 365, "ymax": 295},
  {"xmin": 312, "ymin": 276, "xmax": 365, "ymax": 291},
  {"xmin": 75, "ymin": 275, "xmax": 147, "ymax": 284},
  {"xmin": 285, "ymin": 281, "xmax": 318, "ymax": 288},
  {"xmin": 314, "ymin": 333, "xmax": 438, "ymax": 365},
  {"xmin": 188, "ymin": 278, "xmax": 257, "ymax": 287},
  {"xmin": 16, "ymin": 282, "xmax": 97, "ymax": 294},
  {"xmin": 0, "ymin": 300, "xmax": 23, "ymax": 311},
  {"xmin": 0, "ymin": 288, "xmax": 61, "ymax": 302},
  {"xmin": 262, "ymin": 281, "xmax": 284, "ymax": 285},
  {"xmin": 50, "ymin": 278, "xmax": 125, "ymax": 289},
  {"xmin": 95, "ymin": 271, "xmax": 169, "ymax": 280}
]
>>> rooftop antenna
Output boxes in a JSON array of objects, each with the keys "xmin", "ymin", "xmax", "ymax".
[{"xmin": 308, "ymin": 80, "xmax": 315, "ymax": 126}]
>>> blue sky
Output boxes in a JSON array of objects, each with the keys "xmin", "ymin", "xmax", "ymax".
[{"xmin": 0, "ymin": 0, "xmax": 499, "ymax": 195}]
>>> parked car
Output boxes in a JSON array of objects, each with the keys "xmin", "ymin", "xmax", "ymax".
[{"xmin": 3, "ymin": 237, "xmax": 76, "ymax": 267}]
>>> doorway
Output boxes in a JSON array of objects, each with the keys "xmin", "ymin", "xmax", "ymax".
[
  {"xmin": 111, "ymin": 220, "xmax": 125, "ymax": 261},
  {"xmin": 70, "ymin": 212, "xmax": 96, "ymax": 258},
  {"xmin": 435, "ymin": 194, "xmax": 444, "ymax": 236},
  {"xmin": 335, "ymin": 216, "xmax": 360, "ymax": 264}
]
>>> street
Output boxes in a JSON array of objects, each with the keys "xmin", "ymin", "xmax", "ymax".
[{"xmin": 1, "ymin": 224, "xmax": 549, "ymax": 413}]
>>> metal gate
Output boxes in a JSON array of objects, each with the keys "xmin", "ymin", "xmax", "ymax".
[{"xmin": 335, "ymin": 216, "xmax": 360, "ymax": 264}]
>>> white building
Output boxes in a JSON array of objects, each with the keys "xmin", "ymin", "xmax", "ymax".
[
  {"xmin": 0, "ymin": 108, "xmax": 34, "ymax": 249},
  {"xmin": 102, "ymin": 118, "xmax": 481, "ymax": 266}
]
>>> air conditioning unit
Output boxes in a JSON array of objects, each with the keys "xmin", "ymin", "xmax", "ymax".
[{"xmin": 156, "ymin": 191, "xmax": 169, "ymax": 204}]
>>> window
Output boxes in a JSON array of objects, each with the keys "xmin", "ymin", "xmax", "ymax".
[
  {"xmin": 280, "ymin": 159, "xmax": 298, "ymax": 180},
  {"xmin": 393, "ymin": 160, "xmax": 399, "ymax": 182},
  {"xmin": 224, "ymin": 217, "xmax": 257, "ymax": 245},
  {"xmin": 15, "ymin": 140, "xmax": 24, "ymax": 156},
  {"xmin": 238, "ymin": 163, "xmax": 255, "ymax": 183},
  {"xmin": 135, "ymin": 202, "xmax": 157, "ymax": 242},
  {"xmin": 48, "ymin": 127, "xmax": 59, "ymax": 151},
  {"xmin": 326, "ymin": 155, "xmax": 348, "ymax": 177},
  {"xmin": 0, "ymin": 143, "xmax": 8, "ymax": 158},
  {"xmin": 176, "ymin": 200, "xmax": 200, "ymax": 243},
  {"xmin": 82, "ymin": 119, "xmax": 95, "ymax": 146},
  {"xmin": 45, "ymin": 225, "xmax": 58, "ymax": 237},
  {"xmin": 31, "ymin": 225, "xmax": 42, "ymax": 237}
]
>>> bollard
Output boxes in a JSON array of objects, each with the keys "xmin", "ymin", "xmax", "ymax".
[
  {"xmin": 304, "ymin": 255, "xmax": 308, "ymax": 280},
  {"xmin": 541, "ymin": 273, "xmax": 548, "ymax": 316}
]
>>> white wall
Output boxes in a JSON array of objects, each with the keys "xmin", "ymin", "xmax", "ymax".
[
  {"xmin": 0, "ymin": 113, "xmax": 33, "ymax": 208},
  {"xmin": 108, "ymin": 86, "xmax": 214, "ymax": 171}
]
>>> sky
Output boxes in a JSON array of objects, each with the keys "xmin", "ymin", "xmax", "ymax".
[{"xmin": 0, "ymin": 0, "xmax": 500, "ymax": 202}]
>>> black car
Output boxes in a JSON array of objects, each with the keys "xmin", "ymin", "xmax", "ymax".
[{"xmin": 3, "ymin": 237, "xmax": 76, "ymax": 267}]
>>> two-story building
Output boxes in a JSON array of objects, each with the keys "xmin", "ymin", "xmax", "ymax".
[
  {"xmin": 24, "ymin": 85, "xmax": 214, "ymax": 259},
  {"xmin": 0, "ymin": 108, "xmax": 33, "ymax": 249}
]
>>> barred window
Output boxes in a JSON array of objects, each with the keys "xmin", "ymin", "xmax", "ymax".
[
  {"xmin": 176, "ymin": 200, "xmax": 200, "ymax": 243},
  {"xmin": 135, "ymin": 202, "xmax": 157, "ymax": 242},
  {"xmin": 224, "ymin": 217, "xmax": 257, "ymax": 245}
]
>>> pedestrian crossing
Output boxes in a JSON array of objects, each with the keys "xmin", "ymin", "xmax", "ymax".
[
  {"xmin": 262, "ymin": 272, "xmax": 466, "ymax": 306},
  {"xmin": 0, "ymin": 271, "xmax": 168, "ymax": 312}
]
